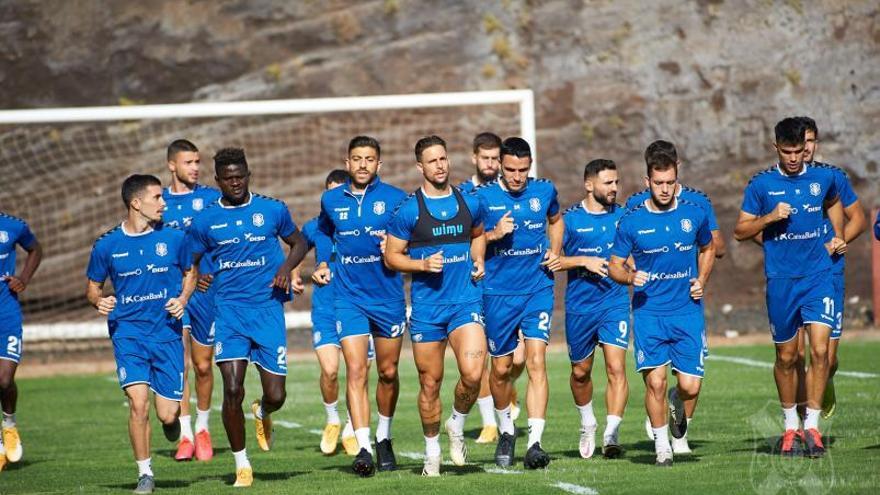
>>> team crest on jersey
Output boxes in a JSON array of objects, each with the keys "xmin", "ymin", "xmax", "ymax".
[
  {"xmin": 0, "ymin": 231, "xmax": 7, "ymax": 243},
  {"xmin": 809, "ymin": 182, "xmax": 821, "ymax": 196},
  {"xmin": 192, "ymin": 198, "xmax": 204, "ymax": 211},
  {"xmin": 373, "ymin": 201, "xmax": 386, "ymax": 215},
  {"xmin": 155, "ymin": 242, "xmax": 168, "ymax": 257},
  {"xmin": 529, "ymin": 198, "xmax": 541, "ymax": 212},
  {"xmin": 680, "ymin": 219, "xmax": 693, "ymax": 233},
  {"xmin": 252, "ymin": 213, "xmax": 265, "ymax": 227}
]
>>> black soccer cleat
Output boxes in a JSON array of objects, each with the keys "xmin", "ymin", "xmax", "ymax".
[
  {"xmin": 803, "ymin": 429, "xmax": 826, "ymax": 458},
  {"xmin": 602, "ymin": 443, "xmax": 623, "ymax": 459},
  {"xmin": 352, "ymin": 448, "xmax": 376, "ymax": 477},
  {"xmin": 375, "ymin": 438, "xmax": 397, "ymax": 471},
  {"xmin": 494, "ymin": 431, "xmax": 516, "ymax": 468},
  {"xmin": 668, "ymin": 388, "xmax": 687, "ymax": 439},
  {"xmin": 162, "ymin": 419, "xmax": 181, "ymax": 442},
  {"xmin": 523, "ymin": 442, "xmax": 551, "ymax": 469}
]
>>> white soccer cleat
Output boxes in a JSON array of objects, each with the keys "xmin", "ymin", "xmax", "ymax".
[
  {"xmin": 445, "ymin": 418, "xmax": 468, "ymax": 466},
  {"xmin": 672, "ymin": 435, "xmax": 692, "ymax": 454},
  {"xmin": 578, "ymin": 424, "xmax": 597, "ymax": 459},
  {"xmin": 645, "ymin": 417, "xmax": 654, "ymax": 441},
  {"xmin": 421, "ymin": 455, "xmax": 441, "ymax": 477},
  {"xmin": 655, "ymin": 449, "xmax": 673, "ymax": 467}
]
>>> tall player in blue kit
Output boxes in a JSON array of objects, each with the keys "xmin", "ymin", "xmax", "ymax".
[
  {"xmin": 314, "ymin": 136, "xmax": 408, "ymax": 477},
  {"xmin": 475, "ymin": 137, "xmax": 563, "ymax": 469},
  {"xmin": 188, "ymin": 148, "xmax": 308, "ymax": 487},
  {"xmin": 385, "ymin": 136, "xmax": 488, "ymax": 476},
  {"xmin": 86, "ymin": 174, "xmax": 195, "ymax": 494},
  {"xmin": 734, "ymin": 117, "xmax": 845, "ymax": 458},
  {"xmin": 458, "ymin": 132, "xmax": 526, "ymax": 443},
  {"xmin": 0, "ymin": 212, "xmax": 42, "ymax": 472},
  {"xmin": 609, "ymin": 148, "xmax": 716, "ymax": 467},
  {"xmin": 792, "ymin": 116, "xmax": 866, "ymax": 420},
  {"xmin": 161, "ymin": 139, "xmax": 221, "ymax": 462},
  {"xmin": 557, "ymin": 159, "xmax": 630, "ymax": 459}
]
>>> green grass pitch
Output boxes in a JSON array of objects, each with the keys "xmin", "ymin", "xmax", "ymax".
[{"xmin": 3, "ymin": 341, "xmax": 879, "ymax": 494}]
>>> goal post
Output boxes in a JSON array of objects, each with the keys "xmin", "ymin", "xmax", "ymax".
[{"xmin": 0, "ymin": 90, "xmax": 537, "ymax": 341}]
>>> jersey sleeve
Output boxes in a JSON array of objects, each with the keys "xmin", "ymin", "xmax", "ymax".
[
  {"xmin": 698, "ymin": 196, "xmax": 720, "ymax": 231},
  {"xmin": 740, "ymin": 180, "xmax": 763, "ymax": 216},
  {"xmin": 317, "ymin": 193, "xmax": 336, "ymax": 239},
  {"xmin": 177, "ymin": 234, "xmax": 193, "ymax": 273},
  {"xmin": 874, "ymin": 210, "xmax": 880, "ymax": 241},
  {"xmin": 835, "ymin": 171, "xmax": 858, "ymax": 208},
  {"xmin": 610, "ymin": 217, "xmax": 633, "ymax": 259},
  {"xmin": 624, "ymin": 194, "xmax": 639, "ymax": 211},
  {"xmin": 15, "ymin": 221, "xmax": 37, "ymax": 249},
  {"xmin": 86, "ymin": 241, "xmax": 109, "ymax": 283},
  {"xmin": 187, "ymin": 219, "xmax": 210, "ymax": 258},
  {"xmin": 547, "ymin": 184, "xmax": 560, "ymax": 217},
  {"xmin": 301, "ymin": 220, "xmax": 317, "ymax": 251},
  {"xmin": 275, "ymin": 201, "xmax": 297, "ymax": 239},
  {"xmin": 467, "ymin": 195, "xmax": 485, "ymax": 230},
  {"xmin": 696, "ymin": 212, "xmax": 713, "ymax": 247},
  {"xmin": 388, "ymin": 199, "xmax": 416, "ymax": 241},
  {"xmin": 562, "ymin": 216, "xmax": 575, "ymax": 255}
]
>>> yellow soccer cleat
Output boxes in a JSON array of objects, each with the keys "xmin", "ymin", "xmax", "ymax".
[
  {"xmin": 341, "ymin": 431, "xmax": 359, "ymax": 456},
  {"xmin": 320, "ymin": 423, "xmax": 341, "ymax": 455},
  {"xmin": 251, "ymin": 400, "xmax": 273, "ymax": 452},
  {"xmin": 476, "ymin": 424, "xmax": 499, "ymax": 444},
  {"xmin": 821, "ymin": 378, "xmax": 836, "ymax": 420},
  {"xmin": 2, "ymin": 427, "xmax": 22, "ymax": 463},
  {"xmin": 233, "ymin": 467, "xmax": 253, "ymax": 487},
  {"xmin": 0, "ymin": 451, "xmax": 6, "ymax": 472}
]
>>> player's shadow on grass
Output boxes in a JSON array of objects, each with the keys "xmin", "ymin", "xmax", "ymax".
[
  {"xmin": 2, "ymin": 459, "xmax": 46, "ymax": 470},
  {"xmin": 407, "ymin": 464, "xmax": 484, "ymax": 476},
  {"xmin": 734, "ymin": 436, "xmax": 837, "ymax": 455},
  {"xmin": 104, "ymin": 479, "xmax": 191, "ymax": 490},
  {"xmin": 625, "ymin": 441, "xmax": 704, "ymax": 465}
]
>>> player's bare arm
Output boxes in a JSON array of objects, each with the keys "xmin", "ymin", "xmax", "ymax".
[
  {"xmin": 843, "ymin": 200, "xmax": 868, "ymax": 244},
  {"xmin": 690, "ymin": 242, "xmax": 716, "ymax": 300},
  {"xmin": 85, "ymin": 279, "xmax": 116, "ymax": 316},
  {"xmin": 541, "ymin": 211, "xmax": 564, "ymax": 272},
  {"xmin": 470, "ymin": 225, "xmax": 486, "ymax": 281},
  {"xmin": 608, "ymin": 255, "xmax": 647, "ymax": 287},
  {"xmin": 384, "ymin": 234, "xmax": 442, "ymax": 273},
  {"xmin": 3, "ymin": 240, "xmax": 42, "ymax": 293},
  {"xmin": 486, "ymin": 210, "xmax": 514, "ymax": 243},
  {"xmin": 733, "ymin": 203, "xmax": 792, "ymax": 241},
  {"xmin": 272, "ymin": 229, "xmax": 308, "ymax": 293}
]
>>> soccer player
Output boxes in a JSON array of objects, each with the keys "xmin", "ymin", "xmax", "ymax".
[
  {"xmin": 86, "ymin": 174, "xmax": 194, "ymax": 493},
  {"xmin": 160, "ymin": 139, "xmax": 222, "ymax": 462},
  {"xmin": 385, "ymin": 136, "xmax": 487, "ymax": 476},
  {"xmin": 314, "ymin": 136, "xmax": 408, "ymax": 476},
  {"xmin": 733, "ymin": 117, "xmax": 844, "ymax": 458},
  {"xmin": 609, "ymin": 148, "xmax": 716, "ymax": 467},
  {"xmin": 0, "ymin": 213, "xmax": 42, "ymax": 472},
  {"xmin": 558, "ymin": 159, "xmax": 630, "ymax": 459},
  {"xmin": 457, "ymin": 132, "xmax": 525, "ymax": 442},
  {"xmin": 792, "ymin": 116, "xmax": 866, "ymax": 420},
  {"xmin": 294, "ymin": 169, "xmax": 373, "ymax": 456},
  {"xmin": 188, "ymin": 148, "xmax": 308, "ymax": 486},
  {"xmin": 475, "ymin": 137, "xmax": 563, "ymax": 469}
]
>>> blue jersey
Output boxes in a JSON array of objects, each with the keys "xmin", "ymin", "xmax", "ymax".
[
  {"xmin": 0, "ymin": 213, "xmax": 37, "ymax": 313},
  {"xmin": 301, "ymin": 217, "xmax": 334, "ymax": 316},
  {"xmin": 318, "ymin": 177, "xmax": 407, "ymax": 304},
  {"xmin": 813, "ymin": 163, "xmax": 858, "ymax": 275},
  {"xmin": 163, "ymin": 184, "xmax": 222, "ymax": 275},
  {"xmin": 562, "ymin": 203, "xmax": 629, "ymax": 315},
  {"xmin": 189, "ymin": 193, "xmax": 298, "ymax": 307},
  {"xmin": 388, "ymin": 188, "xmax": 485, "ymax": 305},
  {"xmin": 457, "ymin": 178, "xmax": 480, "ymax": 194},
  {"xmin": 741, "ymin": 164, "xmax": 840, "ymax": 279},
  {"xmin": 476, "ymin": 178, "xmax": 560, "ymax": 296},
  {"xmin": 611, "ymin": 200, "xmax": 712, "ymax": 315},
  {"xmin": 86, "ymin": 223, "xmax": 191, "ymax": 341},
  {"xmin": 626, "ymin": 184, "xmax": 719, "ymax": 231}
]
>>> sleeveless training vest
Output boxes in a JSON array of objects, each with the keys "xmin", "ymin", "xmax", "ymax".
[{"xmin": 408, "ymin": 187, "xmax": 473, "ymax": 249}]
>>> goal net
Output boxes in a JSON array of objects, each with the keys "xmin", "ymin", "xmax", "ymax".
[{"xmin": 0, "ymin": 90, "xmax": 536, "ymax": 340}]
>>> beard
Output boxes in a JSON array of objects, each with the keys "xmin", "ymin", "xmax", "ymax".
[
  {"xmin": 592, "ymin": 190, "xmax": 615, "ymax": 208},
  {"xmin": 477, "ymin": 169, "xmax": 498, "ymax": 184}
]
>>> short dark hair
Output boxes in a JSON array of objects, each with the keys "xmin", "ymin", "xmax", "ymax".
[
  {"xmin": 121, "ymin": 174, "xmax": 161, "ymax": 207},
  {"xmin": 166, "ymin": 139, "xmax": 199, "ymax": 161},
  {"xmin": 213, "ymin": 147, "xmax": 248, "ymax": 174},
  {"xmin": 774, "ymin": 117, "xmax": 806, "ymax": 147},
  {"xmin": 644, "ymin": 140, "xmax": 678, "ymax": 176},
  {"xmin": 414, "ymin": 135, "xmax": 446, "ymax": 161},
  {"xmin": 584, "ymin": 159, "xmax": 616, "ymax": 180},
  {"xmin": 473, "ymin": 132, "xmax": 502, "ymax": 153},
  {"xmin": 348, "ymin": 136, "xmax": 381, "ymax": 158},
  {"xmin": 325, "ymin": 169, "xmax": 349, "ymax": 188},
  {"xmin": 500, "ymin": 137, "xmax": 531, "ymax": 161},
  {"xmin": 796, "ymin": 115, "xmax": 818, "ymax": 139}
]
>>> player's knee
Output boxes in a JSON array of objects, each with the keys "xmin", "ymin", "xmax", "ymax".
[
  {"xmin": 157, "ymin": 408, "xmax": 179, "ymax": 425},
  {"xmin": 525, "ymin": 353, "xmax": 545, "ymax": 372},
  {"xmin": 320, "ymin": 367, "xmax": 339, "ymax": 384},
  {"xmin": 223, "ymin": 381, "xmax": 245, "ymax": 403},
  {"xmin": 775, "ymin": 348, "xmax": 798, "ymax": 369},
  {"xmin": 570, "ymin": 366, "xmax": 591, "ymax": 384},
  {"xmin": 0, "ymin": 373, "xmax": 13, "ymax": 391},
  {"xmin": 418, "ymin": 373, "xmax": 442, "ymax": 398},
  {"xmin": 645, "ymin": 373, "xmax": 666, "ymax": 394},
  {"xmin": 491, "ymin": 361, "xmax": 512, "ymax": 381},
  {"xmin": 460, "ymin": 367, "xmax": 482, "ymax": 391},
  {"xmin": 377, "ymin": 363, "xmax": 398, "ymax": 384},
  {"xmin": 606, "ymin": 362, "xmax": 626, "ymax": 383},
  {"xmin": 678, "ymin": 380, "xmax": 701, "ymax": 399},
  {"xmin": 129, "ymin": 400, "xmax": 150, "ymax": 421},
  {"xmin": 809, "ymin": 344, "xmax": 829, "ymax": 365},
  {"xmin": 264, "ymin": 388, "xmax": 286, "ymax": 409},
  {"xmin": 194, "ymin": 360, "xmax": 212, "ymax": 378}
]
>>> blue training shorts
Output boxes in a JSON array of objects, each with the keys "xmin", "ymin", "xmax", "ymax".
[
  {"xmin": 185, "ymin": 289, "xmax": 216, "ymax": 347},
  {"xmin": 112, "ymin": 334, "xmax": 185, "ymax": 401},
  {"xmin": 633, "ymin": 309, "xmax": 706, "ymax": 378},
  {"xmin": 831, "ymin": 271, "xmax": 844, "ymax": 340},
  {"xmin": 766, "ymin": 271, "xmax": 835, "ymax": 344},
  {"xmin": 565, "ymin": 306, "xmax": 630, "ymax": 363},
  {"xmin": 214, "ymin": 302, "xmax": 288, "ymax": 375},
  {"xmin": 335, "ymin": 299, "xmax": 407, "ymax": 340},
  {"xmin": 409, "ymin": 300, "xmax": 484, "ymax": 344},
  {"xmin": 0, "ymin": 304, "xmax": 23, "ymax": 364},
  {"xmin": 484, "ymin": 287, "xmax": 554, "ymax": 357}
]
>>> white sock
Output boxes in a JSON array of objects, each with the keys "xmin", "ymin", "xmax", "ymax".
[
  {"xmin": 449, "ymin": 408, "xmax": 467, "ymax": 434},
  {"xmin": 425, "ymin": 434, "xmax": 441, "ymax": 457},
  {"xmin": 804, "ymin": 408, "xmax": 821, "ymax": 430},
  {"xmin": 342, "ymin": 419, "xmax": 354, "ymax": 438},
  {"xmin": 653, "ymin": 425, "xmax": 671, "ymax": 452},
  {"xmin": 604, "ymin": 415, "xmax": 622, "ymax": 439},
  {"xmin": 195, "ymin": 408, "xmax": 210, "ymax": 433},
  {"xmin": 477, "ymin": 396, "xmax": 497, "ymax": 427},
  {"xmin": 136, "ymin": 457, "xmax": 153, "ymax": 477},
  {"xmin": 576, "ymin": 401, "xmax": 597, "ymax": 428},
  {"xmin": 178, "ymin": 415, "xmax": 193, "ymax": 441},
  {"xmin": 355, "ymin": 427, "xmax": 373, "ymax": 453},
  {"xmin": 232, "ymin": 448, "xmax": 251, "ymax": 470},
  {"xmin": 496, "ymin": 406, "xmax": 514, "ymax": 435},
  {"xmin": 324, "ymin": 401, "xmax": 341, "ymax": 425},
  {"xmin": 376, "ymin": 414, "xmax": 392, "ymax": 442},
  {"xmin": 527, "ymin": 418, "xmax": 545, "ymax": 448},
  {"xmin": 782, "ymin": 405, "xmax": 799, "ymax": 431},
  {"xmin": 2, "ymin": 412, "xmax": 15, "ymax": 428}
]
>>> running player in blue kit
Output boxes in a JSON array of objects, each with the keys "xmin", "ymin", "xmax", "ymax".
[
  {"xmin": 86, "ymin": 174, "xmax": 195, "ymax": 493},
  {"xmin": 385, "ymin": 136, "xmax": 487, "ymax": 476},
  {"xmin": 734, "ymin": 117, "xmax": 845, "ymax": 458},
  {"xmin": 558, "ymin": 159, "xmax": 630, "ymax": 460},
  {"xmin": 609, "ymin": 148, "xmax": 716, "ymax": 467},
  {"xmin": 475, "ymin": 137, "xmax": 563, "ymax": 469},
  {"xmin": 314, "ymin": 136, "xmax": 408, "ymax": 477},
  {"xmin": 161, "ymin": 139, "xmax": 221, "ymax": 462},
  {"xmin": 0, "ymin": 212, "xmax": 42, "ymax": 472},
  {"xmin": 188, "ymin": 148, "xmax": 308, "ymax": 487}
]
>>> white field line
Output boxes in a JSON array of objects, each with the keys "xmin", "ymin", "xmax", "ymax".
[
  {"xmin": 707, "ymin": 354, "xmax": 878, "ymax": 378},
  {"xmin": 483, "ymin": 466, "xmax": 523, "ymax": 475},
  {"xmin": 551, "ymin": 482, "xmax": 599, "ymax": 495}
]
